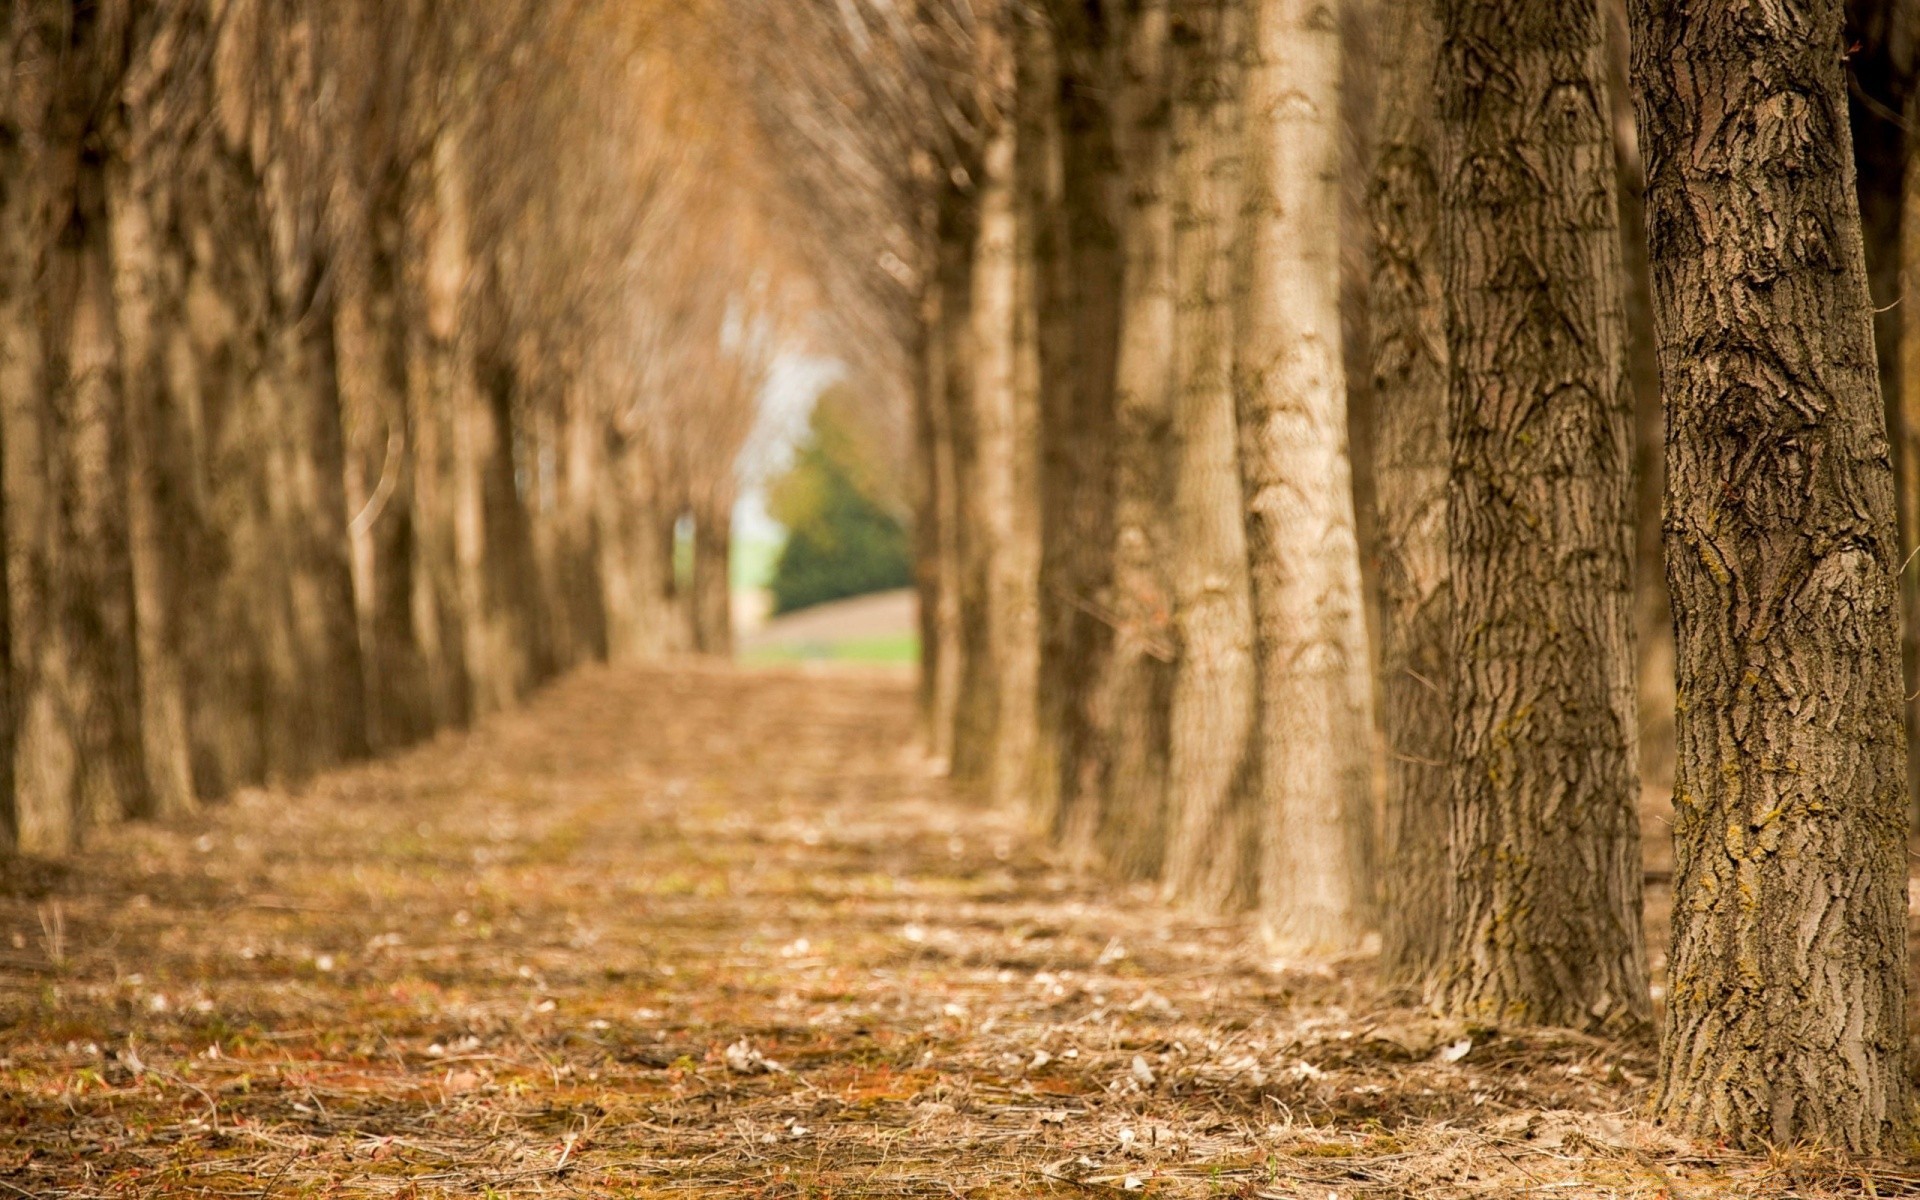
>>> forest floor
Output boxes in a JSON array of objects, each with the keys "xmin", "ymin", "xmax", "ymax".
[{"xmin": 1, "ymin": 661, "xmax": 1916, "ymax": 1198}]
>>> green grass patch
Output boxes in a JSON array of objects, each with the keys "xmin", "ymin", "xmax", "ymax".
[{"xmin": 743, "ymin": 633, "xmax": 918, "ymax": 665}]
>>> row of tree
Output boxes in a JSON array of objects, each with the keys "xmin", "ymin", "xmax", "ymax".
[
  {"xmin": 747, "ymin": 0, "xmax": 1920, "ymax": 1156},
  {"xmin": 0, "ymin": 2, "xmax": 776, "ymax": 855}
]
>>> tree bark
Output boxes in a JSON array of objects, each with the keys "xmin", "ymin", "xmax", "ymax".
[
  {"xmin": 106, "ymin": 157, "xmax": 197, "ymax": 820},
  {"xmin": 1630, "ymin": 0, "xmax": 1911, "ymax": 1152},
  {"xmin": 1368, "ymin": 0, "xmax": 1450, "ymax": 984},
  {"xmin": 1435, "ymin": 0, "xmax": 1648, "ymax": 1032},
  {"xmin": 1079, "ymin": 0, "xmax": 1177, "ymax": 871},
  {"xmin": 339, "ymin": 167, "xmax": 437, "ymax": 752},
  {"xmin": 920, "ymin": 203, "xmax": 971, "ymax": 772},
  {"xmin": 969, "ymin": 36, "xmax": 1044, "ymax": 811},
  {"xmin": 1156, "ymin": 0, "xmax": 1256, "ymax": 907},
  {"xmin": 6, "ymin": 14, "xmax": 154, "ymax": 848},
  {"xmin": 1032, "ymin": 2, "xmax": 1124, "ymax": 843},
  {"xmin": 1233, "ymin": 0, "xmax": 1375, "ymax": 955}
]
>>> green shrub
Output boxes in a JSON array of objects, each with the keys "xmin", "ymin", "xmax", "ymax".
[{"xmin": 768, "ymin": 390, "xmax": 912, "ymax": 614}]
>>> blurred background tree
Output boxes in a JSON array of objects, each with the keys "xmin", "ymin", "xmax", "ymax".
[{"xmin": 768, "ymin": 387, "xmax": 913, "ymax": 614}]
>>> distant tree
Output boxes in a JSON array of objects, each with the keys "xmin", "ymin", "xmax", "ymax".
[{"xmin": 769, "ymin": 390, "xmax": 914, "ymax": 614}]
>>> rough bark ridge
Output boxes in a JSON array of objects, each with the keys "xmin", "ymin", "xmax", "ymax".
[
  {"xmin": 1234, "ymin": 0, "xmax": 1375, "ymax": 955},
  {"xmin": 1155, "ymin": 0, "xmax": 1255, "ymax": 907},
  {"xmin": 1081, "ymin": 0, "xmax": 1177, "ymax": 872},
  {"xmin": 1434, "ymin": 0, "xmax": 1648, "ymax": 1032},
  {"xmin": 1630, "ymin": 0, "xmax": 1912, "ymax": 1152},
  {"xmin": 1367, "ymin": 0, "xmax": 1450, "ymax": 985}
]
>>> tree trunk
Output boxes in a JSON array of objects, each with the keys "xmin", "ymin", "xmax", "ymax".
[
  {"xmin": 921, "ymin": 207, "xmax": 970, "ymax": 772},
  {"xmin": 1630, "ymin": 0, "xmax": 1911, "ymax": 1152},
  {"xmin": 1368, "ymin": 0, "xmax": 1450, "ymax": 984},
  {"xmin": 270, "ymin": 306, "xmax": 371, "ymax": 776},
  {"xmin": 967, "ymin": 41, "xmax": 1043, "ymax": 812},
  {"xmin": 948, "ymin": 142, "xmax": 999, "ymax": 791},
  {"xmin": 1600, "ymin": 0, "xmax": 1676, "ymax": 803},
  {"xmin": 557, "ymin": 382, "xmax": 610, "ymax": 667},
  {"xmin": 339, "ymin": 169, "xmax": 436, "ymax": 752},
  {"xmin": 1156, "ymin": 0, "xmax": 1256, "ymax": 907},
  {"xmin": 914, "ymin": 256, "xmax": 964, "ymax": 770},
  {"xmin": 1434, "ymin": 0, "xmax": 1648, "ymax": 1032},
  {"xmin": 1079, "ymin": 0, "xmax": 1176, "ymax": 870},
  {"xmin": 1233, "ymin": 0, "xmax": 1375, "ymax": 955},
  {"xmin": 0, "ymin": 18, "xmax": 32, "ymax": 848},
  {"xmin": 106, "ymin": 159, "xmax": 197, "ymax": 820},
  {"xmin": 691, "ymin": 487, "xmax": 735, "ymax": 657},
  {"xmin": 1032, "ymin": 2, "xmax": 1123, "ymax": 842},
  {"xmin": 598, "ymin": 434, "xmax": 674, "ymax": 664},
  {"xmin": 7, "ymin": 39, "xmax": 154, "ymax": 848},
  {"xmin": 1905, "ymin": 56, "xmax": 1920, "ymax": 830}
]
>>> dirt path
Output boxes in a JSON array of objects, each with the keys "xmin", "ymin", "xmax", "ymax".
[{"xmin": 0, "ymin": 663, "xmax": 1906, "ymax": 1197}]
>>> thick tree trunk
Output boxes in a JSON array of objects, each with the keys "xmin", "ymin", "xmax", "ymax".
[
  {"xmin": 266, "ymin": 307, "xmax": 371, "ymax": 777},
  {"xmin": 106, "ymin": 161, "xmax": 197, "ymax": 820},
  {"xmin": 1156, "ymin": 0, "xmax": 1256, "ymax": 907},
  {"xmin": 948, "ymin": 153, "xmax": 998, "ymax": 790},
  {"xmin": 1234, "ymin": 0, "xmax": 1375, "ymax": 956},
  {"xmin": 339, "ymin": 171, "xmax": 436, "ymax": 752},
  {"xmin": 1434, "ymin": 0, "xmax": 1648, "ymax": 1032},
  {"xmin": 968, "ymin": 56, "xmax": 1043, "ymax": 811},
  {"xmin": 1367, "ymin": 0, "xmax": 1450, "ymax": 984},
  {"xmin": 1078, "ymin": 0, "xmax": 1176, "ymax": 870},
  {"xmin": 471, "ymin": 340, "xmax": 551, "ymax": 701},
  {"xmin": 1631, "ymin": 0, "xmax": 1911, "ymax": 1152},
  {"xmin": 8, "ymin": 46, "xmax": 154, "ymax": 848},
  {"xmin": 921, "ymin": 212, "xmax": 970, "ymax": 772},
  {"xmin": 1032, "ymin": 3, "xmax": 1123, "ymax": 842}
]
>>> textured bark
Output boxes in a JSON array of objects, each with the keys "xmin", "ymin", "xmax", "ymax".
[
  {"xmin": 1156, "ymin": 0, "xmax": 1256, "ymax": 907},
  {"xmin": 1630, "ymin": 0, "xmax": 1912, "ymax": 1152},
  {"xmin": 1079, "ymin": 0, "xmax": 1177, "ymax": 870},
  {"xmin": 1434, "ymin": 0, "xmax": 1648, "ymax": 1032},
  {"xmin": 1234, "ymin": 0, "xmax": 1375, "ymax": 955},
  {"xmin": 1367, "ymin": 0, "xmax": 1450, "ymax": 984},
  {"xmin": 6, "ymin": 12, "xmax": 154, "ymax": 849},
  {"xmin": 1032, "ymin": 2, "xmax": 1123, "ymax": 841}
]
